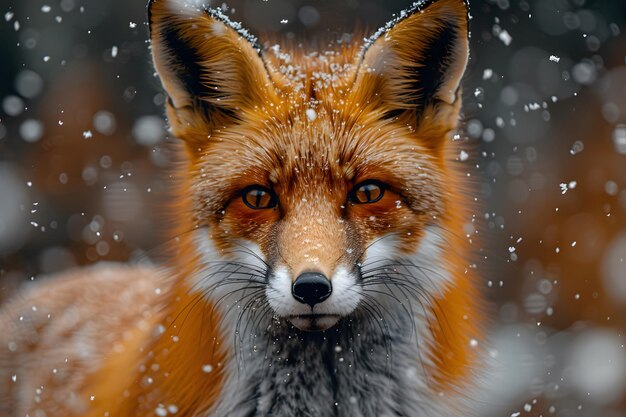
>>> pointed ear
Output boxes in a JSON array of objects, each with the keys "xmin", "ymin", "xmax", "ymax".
[
  {"xmin": 351, "ymin": 0, "xmax": 469, "ymax": 127},
  {"xmin": 148, "ymin": 0, "xmax": 276, "ymax": 136}
]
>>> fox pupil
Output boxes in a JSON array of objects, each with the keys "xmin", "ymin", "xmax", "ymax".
[
  {"xmin": 254, "ymin": 191, "xmax": 264, "ymax": 207},
  {"xmin": 242, "ymin": 185, "xmax": 276, "ymax": 209}
]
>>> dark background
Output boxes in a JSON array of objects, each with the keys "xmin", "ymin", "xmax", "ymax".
[{"xmin": 1, "ymin": 0, "xmax": 626, "ymax": 415}]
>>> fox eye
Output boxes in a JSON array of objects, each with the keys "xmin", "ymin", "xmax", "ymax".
[
  {"xmin": 241, "ymin": 185, "xmax": 278, "ymax": 210},
  {"xmin": 349, "ymin": 180, "xmax": 386, "ymax": 204}
]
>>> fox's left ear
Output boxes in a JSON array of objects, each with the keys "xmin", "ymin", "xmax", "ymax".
[
  {"xmin": 148, "ymin": 0, "xmax": 277, "ymax": 142},
  {"xmin": 351, "ymin": 0, "xmax": 469, "ymax": 131}
]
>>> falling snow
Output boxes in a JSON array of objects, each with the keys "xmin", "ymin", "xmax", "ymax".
[{"xmin": 0, "ymin": 1, "xmax": 625, "ymax": 417}]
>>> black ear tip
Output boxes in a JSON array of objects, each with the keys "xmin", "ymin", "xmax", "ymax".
[
  {"xmin": 146, "ymin": 0, "xmax": 158, "ymax": 16},
  {"xmin": 146, "ymin": 0, "xmax": 160, "ymax": 34},
  {"xmin": 363, "ymin": 0, "xmax": 470, "ymax": 53},
  {"xmin": 147, "ymin": 0, "xmax": 262, "ymax": 54}
]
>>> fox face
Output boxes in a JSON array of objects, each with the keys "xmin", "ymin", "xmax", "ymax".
[{"xmin": 149, "ymin": 0, "xmax": 470, "ymax": 332}]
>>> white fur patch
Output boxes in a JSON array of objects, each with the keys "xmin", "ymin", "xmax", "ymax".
[
  {"xmin": 323, "ymin": 266, "xmax": 362, "ymax": 314},
  {"xmin": 362, "ymin": 225, "xmax": 452, "ymax": 296},
  {"xmin": 264, "ymin": 266, "xmax": 293, "ymax": 314},
  {"xmin": 192, "ymin": 228, "xmax": 267, "ymax": 300},
  {"xmin": 363, "ymin": 233, "xmax": 400, "ymax": 262},
  {"xmin": 410, "ymin": 226, "xmax": 453, "ymax": 293}
]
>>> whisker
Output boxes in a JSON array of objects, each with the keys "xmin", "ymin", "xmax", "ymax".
[
  {"xmin": 199, "ymin": 259, "xmax": 268, "ymax": 277},
  {"xmin": 356, "ymin": 296, "xmax": 394, "ymax": 377},
  {"xmin": 358, "ymin": 283, "xmax": 417, "ymax": 339},
  {"xmin": 228, "ymin": 241, "xmax": 271, "ymax": 269},
  {"xmin": 353, "ymin": 232, "xmax": 404, "ymax": 265}
]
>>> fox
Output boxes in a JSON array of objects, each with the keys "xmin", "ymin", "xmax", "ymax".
[{"xmin": 0, "ymin": 0, "xmax": 485, "ymax": 416}]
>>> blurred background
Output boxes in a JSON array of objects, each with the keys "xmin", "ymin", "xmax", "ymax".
[{"xmin": 0, "ymin": 0, "xmax": 625, "ymax": 415}]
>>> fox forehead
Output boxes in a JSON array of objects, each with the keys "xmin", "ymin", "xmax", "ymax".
[
  {"xmin": 192, "ymin": 106, "xmax": 445, "ymax": 217},
  {"xmin": 263, "ymin": 42, "xmax": 363, "ymax": 96}
]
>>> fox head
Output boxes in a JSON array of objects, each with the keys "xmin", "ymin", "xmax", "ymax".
[{"xmin": 149, "ymin": 0, "xmax": 470, "ymax": 332}]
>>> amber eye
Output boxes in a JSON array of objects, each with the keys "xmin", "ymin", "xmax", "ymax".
[
  {"xmin": 241, "ymin": 185, "xmax": 278, "ymax": 210},
  {"xmin": 349, "ymin": 180, "xmax": 386, "ymax": 204}
]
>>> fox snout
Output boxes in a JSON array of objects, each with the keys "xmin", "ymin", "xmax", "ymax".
[
  {"xmin": 290, "ymin": 271, "xmax": 338, "ymax": 331},
  {"xmin": 263, "ymin": 197, "xmax": 363, "ymax": 331},
  {"xmin": 193, "ymin": 225, "xmax": 363, "ymax": 332},
  {"xmin": 266, "ymin": 264, "xmax": 361, "ymax": 332}
]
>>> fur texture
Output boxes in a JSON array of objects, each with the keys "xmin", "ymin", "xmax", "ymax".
[{"xmin": 0, "ymin": 0, "xmax": 485, "ymax": 416}]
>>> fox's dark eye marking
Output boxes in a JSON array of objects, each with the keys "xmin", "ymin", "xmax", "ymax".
[
  {"xmin": 241, "ymin": 185, "xmax": 278, "ymax": 209},
  {"xmin": 349, "ymin": 180, "xmax": 386, "ymax": 204}
]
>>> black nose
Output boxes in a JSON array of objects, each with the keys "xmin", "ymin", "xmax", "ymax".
[{"xmin": 292, "ymin": 272, "xmax": 332, "ymax": 308}]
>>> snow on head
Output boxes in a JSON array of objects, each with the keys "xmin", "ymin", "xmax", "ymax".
[
  {"xmin": 362, "ymin": 0, "xmax": 470, "ymax": 52},
  {"xmin": 204, "ymin": 6, "xmax": 259, "ymax": 51}
]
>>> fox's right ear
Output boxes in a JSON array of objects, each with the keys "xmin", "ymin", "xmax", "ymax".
[
  {"xmin": 148, "ymin": 0, "xmax": 277, "ymax": 140},
  {"xmin": 349, "ymin": 0, "xmax": 469, "ymax": 145}
]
